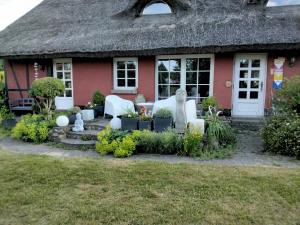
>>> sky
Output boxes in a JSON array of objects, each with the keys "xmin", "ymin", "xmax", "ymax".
[{"xmin": 0, "ymin": 0, "xmax": 300, "ymax": 31}]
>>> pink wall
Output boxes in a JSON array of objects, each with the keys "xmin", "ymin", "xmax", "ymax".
[
  {"xmin": 265, "ymin": 55, "xmax": 300, "ymax": 108},
  {"xmin": 213, "ymin": 55, "xmax": 234, "ymax": 109},
  {"xmin": 73, "ymin": 57, "xmax": 155, "ymax": 106},
  {"xmin": 6, "ymin": 60, "xmax": 47, "ymax": 101}
]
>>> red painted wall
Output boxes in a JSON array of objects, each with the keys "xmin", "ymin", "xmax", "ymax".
[
  {"xmin": 265, "ymin": 55, "xmax": 300, "ymax": 108},
  {"xmin": 213, "ymin": 55, "xmax": 234, "ymax": 109},
  {"xmin": 6, "ymin": 60, "xmax": 47, "ymax": 101},
  {"xmin": 72, "ymin": 57, "xmax": 155, "ymax": 106}
]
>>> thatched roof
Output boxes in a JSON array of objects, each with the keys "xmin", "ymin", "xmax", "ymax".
[{"xmin": 0, "ymin": 0, "xmax": 299, "ymax": 58}]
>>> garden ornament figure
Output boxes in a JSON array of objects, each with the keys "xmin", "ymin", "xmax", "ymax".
[
  {"xmin": 176, "ymin": 89, "xmax": 187, "ymax": 133},
  {"xmin": 72, "ymin": 113, "xmax": 84, "ymax": 132}
]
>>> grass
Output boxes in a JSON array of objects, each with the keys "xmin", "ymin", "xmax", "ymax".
[{"xmin": 0, "ymin": 150, "xmax": 299, "ymax": 225}]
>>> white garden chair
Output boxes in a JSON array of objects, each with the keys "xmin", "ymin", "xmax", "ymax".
[
  {"xmin": 104, "ymin": 95, "xmax": 135, "ymax": 118},
  {"xmin": 186, "ymin": 100, "xmax": 205, "ymax": 134}
]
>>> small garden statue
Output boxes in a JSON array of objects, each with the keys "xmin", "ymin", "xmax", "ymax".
[
  {"xmin": 175, "ymin": 89, "xmax": 187, "ymax": 133},
  {"xmin": 72, "ymin": 113, "xmax": 84, "ymax": 132}
]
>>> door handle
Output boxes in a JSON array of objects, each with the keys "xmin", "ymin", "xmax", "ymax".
[{"xmin": 260, "ymin": 82, "xmax": 264, "ymax": 91}]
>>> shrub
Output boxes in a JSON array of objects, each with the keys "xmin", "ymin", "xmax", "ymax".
[
  {"xmin": 122, "ymin": 109, "xmax": 138, "ymax": 119},
  {"xmin": 183, "ymin": 130, "xmax": 203, "ymax": 156},
  {"xmin": 71, "ymin": 106, "xmax": 81, "ymax": 114},
  {"xmin": 202, "ymin": 97, "xmax": 219, "ymax": 111},
  {"xmin": 153, "ymin": 108, "xmax": 173, "ymax": 118},
  {"xmin": 114, "ymin": 136, "xmax": 136, "ymax": 158},
  {"xmin": 29, "ymin": 77, "xmax": 65, "ymax": 119},
  {"xmin": 273, "ymin": 75, "xmax": 300, "ymax": 114},
  {"xmin": 0, "ymin": 106, "xmax": 15, "ymax": 121},
  {"xmin": 261, "ymin": 114, "xmax": 300, "ymax": 158},
  {"xmin": 92, "ymin": 91, "xmax": 105, "ymax": 106},
  {"xmin": 12, "ymin": 114, "xmax": 53, "ymax": 143}
]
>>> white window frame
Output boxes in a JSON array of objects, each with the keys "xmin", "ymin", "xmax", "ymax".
[
  {"xmin": 53, "ymin": 58, "xmax": 73, "ymax": 98},
  {"xmin": 155, "ymin": 54, "xmax": 215, "ymax": 101},
  {"xmin": 113, "ymin": 57, "xmax": 138, "ymax": 91}
]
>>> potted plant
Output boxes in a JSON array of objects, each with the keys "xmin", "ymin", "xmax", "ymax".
[
  {"xmin": 138, "ymin": 106, "xmax": 152, "ymax": 130},
  {"xmin": 68, "ymin": 106, "xmax": 81, "ymax": 124},
  {"xmin": 92, "ymin": 90, "xmax": 105, "ymax": 117},
  {"xmin": 121, "ymin": 109, "xmax": 138, "ymax": 131},
  {"xmin": 0, "ymin": 106, "xmax": 16, "ymax": 129},
  {"xmin": 201, "ymin": 97, "xmax": 219, "ymax": 115},
  {"xmin": 153, "ymin": 108, "xmax": 173, "ymax": 132}
]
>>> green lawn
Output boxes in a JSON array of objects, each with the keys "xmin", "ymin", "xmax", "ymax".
[{"xmin": 0, "ymin": 150, "xmax": 299, "ymax": 225}]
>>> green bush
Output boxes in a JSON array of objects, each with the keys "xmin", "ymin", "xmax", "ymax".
[
  {"xmin": 202, "ymin": 97, "xmax": 219, "ymax": 111},
  {"xmin": 29, "ymin": 77, "xmax": 65, "ymax": 119},
  {"xmin": 261, "ymin": 114, "xmax": 300, "ymax": 158},
  {"xmin": 153, "ymin": 108, "xmax": 173, "ymax": 118},
  {"xmin": 183, "ymin": 130, "xmax": 203, "ymax": 156},
  {"xmin": 92, "ymin": 91, "xmax": 105, "ymax": 106},
  {"xmin": 273, "ymin": 75, "xmax": 300, "ymax": 114},
  {"xmin": 12, "ymin": 114, "xmax": 53, "ymax": 143},
  {"xmin": 0, "ymin": 106, "xmax": 15, "ymax": 121},
  {"xmin": 122, "ymin": 109, "xmax": 138, "ymax": 119}
]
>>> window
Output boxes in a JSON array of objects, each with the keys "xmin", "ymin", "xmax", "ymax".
[
  {"xmin": 113, "ymin": 58, "xmax": 138, "ymax": 90},
  {"xmin": 156, "ymin": 55, "xmax": 214, "ymax": 103},
  {"xmin": 142, "ymin": 1, "xmax": 172, "ymax": 15},
  {"xmin": 53, "ymin": 59, "xmax": 73, "ymax": 98}
]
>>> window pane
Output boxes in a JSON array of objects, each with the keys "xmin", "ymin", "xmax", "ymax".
[
  {"xmin": 117, "ymin": 70, "xmax": 125, "ymax": 79},
  {"xmin": 143, "ymin": 3, "xmax": 172, "ymax": 15},
  {"xmin": 198, "ymin": 85, "xmax": 209, "ymax": 98},
  {"xmin": 127, "ymin": 70, "xmax": 136, "ymax": 79},
  {"xmin": 170, "ymin": 72, "xmax": 180, "ymax": 84},
  {"xmin": 251, "ymin": 70, "xmax": 260, "ymax": 78},
  {"xmin": 56, "ymin": 63, "xmax": 63, "ymax": 71},
  {"xmin": 239, "ymin": 81, "xmax": 248, "ymax": 89},
  {"xmin": 239, "ymin": 91, "xmax": 247, "ymax": 99},
  {"xmin": 186, "ymin": 58, "xmax": 198, "ymax": 71},
  {"xmin": 158, "ymin": 60, "xmax": 169, "ymax": 72},
  {"xmin": 117, "ymin": 79, "xmax": 125, "ymax": 87},
  {"xmin": 199, "ymin": 58, "xmax": 210, "ymax": 70},
  {"xmin": 186, "ymin": 85, "xmax": 198, "ymax": 97},
  {"xmin": 65, "ymin": 81, "xmax": 72, "ymax": 88},
  {"xmin": 158, "ymin": 85, "xmax": 169, "ymax": 97},
  {"xmin": 64, "ymin": 63, "xmax": 71, "ymax": 71},
  {"xmin": 127, "ymin": 61, "xmax": 136, "ymax": 70},
  {"xmin": 128, "ymin": 79, "xmax": 136, "ymax": 87},
  {"xmin": 158, "ymin": 72, "xmax": 169, "ymax": 84},
  {"xmin": 65, "ymin": 90, "xmax": 72, "ymax": 97},
  {"xmin": 251, "ymin": 81, "xmax": 259, "ymax": 89},
  {"xmin": 252, "ymin": 60, "xmax": 260, "ymax": 68},
  {"xmin": 186, "ymin": 72, "xmax": 197, "ymax": 84},
  {"xmin": 170, "ymin": 59, "xmax": 181, "ymax": 72},
  {"xmin": 240, "ymin": 59, "xmax": 249, "ymax": 68},
  {"xmin": 117, "ymin": 62, "xmax": 125, "ymax": 69},
  {"xmin": 240, "ymin": 71, "xmax": 249, "ymax": 78},
  {"xmin": 57, "ymin": 72, "xmax": 63, "ymax": 79},
  {"xmin": 199, "ymin": 72, "xmax": 210, "ymax": 84},
  {"xmin": 250, "ymin": 91, "xmax": 258, "ymax": 99},
  {"xmin": 170, "ymin": 85, "xmax": 180, "ymax": 96},
  {"xmin": 65, "ymin": 72, "xmax": 71, "ymax": 79}
]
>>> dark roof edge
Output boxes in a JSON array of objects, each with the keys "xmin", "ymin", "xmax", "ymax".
[{"xmin": 2, "ymin": 43, "xmax": 300, "ymax": 59}]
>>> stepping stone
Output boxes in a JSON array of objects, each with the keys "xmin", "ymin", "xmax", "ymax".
[
  {"xmin": 59, "ymin": 138, "xmax": 96, "ymax": 150},
  {"xmin": 67, "ymin": 130, "xmax": 99, "ymax": 141}
]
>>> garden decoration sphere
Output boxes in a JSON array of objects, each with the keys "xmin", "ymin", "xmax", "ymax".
[
  {"xmin": 56, "ymin": 115, "xmax": 69, "ymax": 127},
  {"xmin": 110, "ymin": 117, "xmax": 121, "ymax": 130}
]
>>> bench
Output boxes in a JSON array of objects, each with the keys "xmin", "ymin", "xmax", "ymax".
[{"xmin": 10, "ymin": 98, "xmax": 34, "ymax": 111}]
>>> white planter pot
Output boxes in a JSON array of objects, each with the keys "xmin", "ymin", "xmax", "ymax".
[{"xmin": 81, "ymin": 110, "xmax": 95, "ymax": 121}]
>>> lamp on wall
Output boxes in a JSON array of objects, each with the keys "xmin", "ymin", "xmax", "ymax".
[
  {"xmin": 34, "ymin": 62, "xmax": 39, "ymax": 80},
  {"xmin": 288, "ymin": 57, "xmax": 296, "ymax": 67}
]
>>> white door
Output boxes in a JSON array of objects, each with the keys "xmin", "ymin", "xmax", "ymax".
[
  {"xmin": 232, "ymin": 54, "xmax": 267, "ymax": 117},
  {"xmin": 53, "ymin": 59, "xmax": 74, "ymax": 110}
]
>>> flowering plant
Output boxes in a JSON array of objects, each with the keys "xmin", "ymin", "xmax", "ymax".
[
  {"xmin": 139, "ymin": 106, "xmax": 152, "ymax": 121},
  {"xmin": 86, "ymin": 102, "xmax": 97, "ymax": 109},
  {"xmin": 122, "ymin": 109, "xmax": 139, "ymax": 119}
]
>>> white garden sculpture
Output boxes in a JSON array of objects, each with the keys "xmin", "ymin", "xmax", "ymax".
[
  {"xmin": 186, "ymin": 100, "xmax": 205, "ymax": 134},
  {"xmin": 104, "ymin": 95, "xmax": 135, "ymax": 118},
  {"xmin": 73, "ymin": 113, "xmax": 84, "ymax": 132}
]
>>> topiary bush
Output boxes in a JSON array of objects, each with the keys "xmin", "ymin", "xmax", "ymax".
[
  {"xmin": 12, "ymin": 114, "xmax": 54, "ymax": 143},
  {"xmin": 29, "ymin": 77, "xmax": 65, "ymax": 119},
  {"xmin": 261, "ymin": 114, "xmax": 300, "ymax": 158},
  {"xmin": 273, "ymin": 75, "xmax": 300, "ymax": 114},
  {"xmin": 92, "ymin": 90, "xmax": 105, "ymax": 106}
]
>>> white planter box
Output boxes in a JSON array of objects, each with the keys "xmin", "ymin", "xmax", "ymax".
[{"xmin": 81, "ymin": 110, "xmax": 94, "ymax": 121}]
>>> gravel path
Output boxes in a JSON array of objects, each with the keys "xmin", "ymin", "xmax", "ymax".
[{"xmin": 1, "ymin": 131, "xmax": 299, "ymax": 168}]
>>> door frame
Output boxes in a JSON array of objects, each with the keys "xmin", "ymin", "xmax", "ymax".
[
  {"xmin": 231, "ymin": 53, "xmax": 268, "ymax": 117},
  {"xmin": 53, "ymin": 58, "xmax": 74, "ymax": 110}
]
